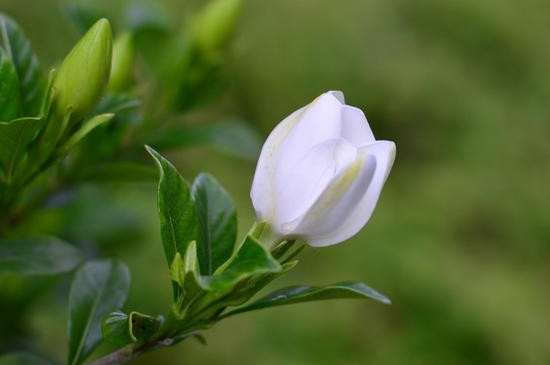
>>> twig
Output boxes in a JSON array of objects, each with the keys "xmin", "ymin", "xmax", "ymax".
[{"xmin": 87, "ymin": 347, "xmax": 136, "ymax": 365}]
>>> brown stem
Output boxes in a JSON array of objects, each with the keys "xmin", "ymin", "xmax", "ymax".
[
  {"xmin": 86, "ymin": 322, "xmax": 204, "ymax": 365},
  {"xmin": 87, "ymin": 347, "xmax": 136, "ymax": 365}
]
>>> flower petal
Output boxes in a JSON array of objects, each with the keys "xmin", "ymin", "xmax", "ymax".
[
  {"xmin": 328, "ymin": 90, "xmax": 345, "ymax": 103},
  {"xmin": 304, "ymin": 140, "xmax": 396, "ymax": 247},
  {"xmin": 287, "ymin": 151, "xmax": 375, "ymax": 240},
  {"xmin": 274, "ymin": 138, "xmax": 358, "ymax": 230},
  {"xmin": 250, "ymin": 105, "xmax": 307, "ymax": 221},
  {"xmin": 277, "ymin": 92, "xmax": 345, "ymax": 166},
  {"xmin": 341, "ymin": 105, "xmax": 375, "ymax": 146}
]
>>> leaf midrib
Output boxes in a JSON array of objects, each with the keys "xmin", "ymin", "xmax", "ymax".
[{"xmin": 70, "ymin": 264, "xmax": 112, "ymax": 365}]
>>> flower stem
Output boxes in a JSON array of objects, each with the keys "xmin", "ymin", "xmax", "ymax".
[{"xmin": 87, "ymin": 346, "xmax": 136, "ymax": 365}]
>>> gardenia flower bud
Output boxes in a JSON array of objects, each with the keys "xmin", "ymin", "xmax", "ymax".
[
  {"xmin": 53, "ymin": 18, "xmax": 112, "ymax": 122},
  {"xmin": 190, "ymin": 0, "xmax": 243, "ymax": 53},
  {"xmin": 251, "ymin": 91, "xmax": 396, "ymax": 247},
  {"xmin": 108, "ymin": 32, "xmax": 135, "ymax": 92}
]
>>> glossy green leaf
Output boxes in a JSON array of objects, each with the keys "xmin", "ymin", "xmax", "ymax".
[
  {"xmin": 217, "ymin": 260, "xmax": 298, "ymax": 309},
  {"xmin": 170, "ymin": 242, "xmax": 199, "ymax": 288},
  {"xmin": 0, "ymin": 48, "xmax": 20, "ymax": 122},
  {"xmin": 170, "ymin": 242, "xmax": 203, "ymax": 319},
  {"xmin": 223, "ymin": 282, "xmax": 391, "ymax": 318},
  {"xmin": 146, "ymin": 146, "xmax": 198, "ymax": 267},
  {"xmin": 192, "ymin": 173, "xmax": 236, "ymax": 275},
  {"xmin": 67, "ymin": 260, "xmax": 131, "ymax": 365},
  {"xmin": 148, "ymin": 119, "xmax": 262, "ymax": 160},
  {"xmin": 128, "ymin": 311, "xmax": 161, "ymax": 342},
  {"xmin": 0, "ymin": 353, "xmax": 52, "ymax": 365},
  {"xmin": 198, "ymin": 235, "xmax": 281, "ymax": 291},
  {"xmin": 0, "ymin": 14, "xmax": 45, "ymax": 116},
  {"xmin": 101, "ymin": 311, "xmax": 132, "ymax": 347},
  {"xmin": 102, "ymin": 311, "xmax": 161, "ymax": 347},
  {"xmin": 56, "ymin": 113, "xmax": 114, "ymax": 156},
  {"xmin": 0, "ymin": 116, "xmax": 41, "ymax": 179},
  {"xmin": 0, "ymin": 236, "xmax": 82, "ymax": 275}
]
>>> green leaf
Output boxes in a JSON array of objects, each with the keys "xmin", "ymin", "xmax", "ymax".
[
  {"xmin": 0, "ymin": 353, "xmax": 52, "ymax": 365},
  {"xmin": 0, "ymin": 14, "xmax": 45, "ymax": 116},
  {"xmin": 146, "ymin": 146, "xmax": 198, "ymax": 267},
  {"xmin": 223, "ymin": 282, "xmax": 391, "ymax": 318},
  {"xmin": 128, "ymin": 311, "xmax": 161, "ymax": 342},
  {"xmin": 56, "ymin": 113, "xmax": 114, "ymax": 156},
  {"xmin": 67, "ymin": 260, "xmax": 131, "ymax": 365},
  {"xmin": 0, "ymin": 236, "xmax": 82, "ymax": 275},
  {"xmin": 0, "ymin": 116, "xmax": 41, "ymax": 179},
  {"xmin": 192, "ymin": 173, "xmax": 236, "ymax": 275},
  {"xmin": 198, "ymin": 235, "xmax": 281, "ymax": 292},
  {"xmin": 102, "ymin": 311, "xmax": 161, "ymax": 347},
  {"xmin": 170, "ymin": 242, "xmax": 203, "ymax": 319},
  {"xmin": 0, "ymin": 48, "xmax": 20, "ymax": 122},
  {"xmin": 148, "ymin": 119, "xmax": 262, "ymax": 160},
  {"xmin": 101, "ymin": 311, "xmax": 132, "ymax": 347},
  {"xmin": 215, "ymin": 260, "xmax": 298, "ymax": 309}
]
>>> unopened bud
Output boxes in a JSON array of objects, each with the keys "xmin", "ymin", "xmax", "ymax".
[
  {"xmin": 108, "ymin": 32, "xmax": 135, "ymax": 92},
  {"xmin": 53, "ymin": 18, "xmax": 112, "ymax": 122},
  {"xmin": 190, "ymin": 0, "xmax": 243, "ymax": 54}
]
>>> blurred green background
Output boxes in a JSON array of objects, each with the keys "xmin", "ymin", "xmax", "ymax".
[{"xmin": 2, "ymin": 0, "xmax": 550, "ymax": 364}]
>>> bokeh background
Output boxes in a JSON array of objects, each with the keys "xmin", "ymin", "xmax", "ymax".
[{"xmin": 1, "ymin": 0, "xmax": 550, "ymax": 364}]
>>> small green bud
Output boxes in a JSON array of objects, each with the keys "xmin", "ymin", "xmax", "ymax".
[
  {"xmin": 53, "ymin": 18, "xmax": 112, "ymax": 122},
  {"xmin": 190, "ymin": 0, "xmax": 243, "ymax": 53},
  {"xmin": 108, "ymin": 32, "xmax": 135, "ymax": 93}
]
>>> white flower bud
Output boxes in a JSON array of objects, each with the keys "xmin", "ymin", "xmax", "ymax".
[{"xmin": 251, "ymin": 91, "xmax": 395, "ymax": 247}]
